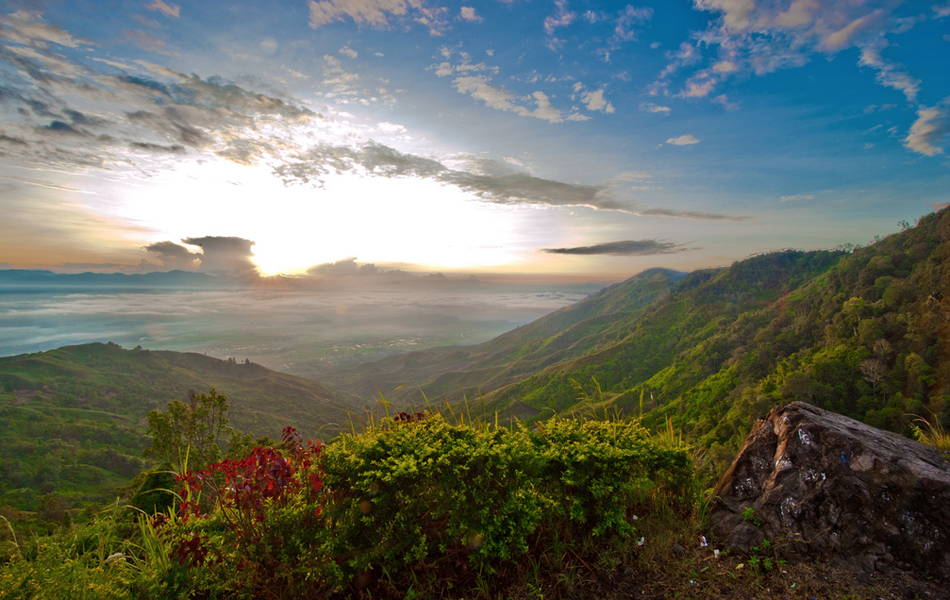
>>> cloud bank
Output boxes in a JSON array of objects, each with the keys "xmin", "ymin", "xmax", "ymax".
[{"xmin": 145, "ymin": 237, "xmax": 257, "ymax": 274}]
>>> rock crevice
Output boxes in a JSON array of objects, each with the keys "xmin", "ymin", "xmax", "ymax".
[{"xmin": 708, "ymin": 402, "xmax": 950, "ymax": 579}]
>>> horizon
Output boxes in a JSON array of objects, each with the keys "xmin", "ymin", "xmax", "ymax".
[{"xmin": 0, "ymin": 1, "xmax": 947, "ymax": 282}]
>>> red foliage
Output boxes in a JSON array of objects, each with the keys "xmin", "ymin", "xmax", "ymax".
[{"xmin": 171, "ymin": 426, "xmax": 326, "ymax": 567}]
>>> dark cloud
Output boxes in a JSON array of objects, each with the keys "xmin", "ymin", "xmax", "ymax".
[
  {"xmin": 277, "ymin": 142, "xmax": 623, "ymax": 211},
  {"xmin": 182, "ymin": 236, "xmax": 257, "ymax": 274},
  {"xmin": 126, "ymin": 109, "xmax": 211, "ymax": 149},
  {"xmin": 130, "ymin": 141, "xmax": 186, "ymax": 154},
  {"xmin": 637, "ymin": 207, "xmax": 752, "ymax": 222},
  {"xmin": 0, "ymin": 133, "xmax": 28, "ymax": 146},
  {"xmin": 65, "ymin": 109, "xmax": 106, "ymax": 127},
  {"xmin": 541, "ymin": 239, "xmax": 693, "ymax": 256},
  {"xmin": 144, "ymin": 241, "xmax": 199, "ymax": 269},
  {"xmin": 115, "ymin": 75, "xmax": 174, "ymax": 99},
  {"xmin": 40, "ymin": 120, "xmax": 88, "ymax": 135},
  {"xmin": 25, "ymin": 98, "xmax": 58, "ymax": 117}
]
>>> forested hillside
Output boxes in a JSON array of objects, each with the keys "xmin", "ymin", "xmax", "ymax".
[
  {"xmin": 0, "ymin": 343, "xmax": 365, "ymax": 510},
  {"xmin": 472, "ymin": 208, "xmax": 950, "ymax": 472}
]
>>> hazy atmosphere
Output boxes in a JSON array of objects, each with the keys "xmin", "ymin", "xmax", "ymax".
[{"xmin": 0, "ymin": 277, "xmax": 597, "ymax": 374}]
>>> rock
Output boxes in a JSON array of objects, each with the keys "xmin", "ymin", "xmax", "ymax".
[
  {"xmin": 671, "ymin": 543, "xmax": 685, "ymax": 557},
  {"xmin": 707, "ymin": 401, "xmax": 950, "ymax": 580}
]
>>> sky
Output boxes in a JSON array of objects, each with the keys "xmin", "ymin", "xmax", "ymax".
[{"xmin": 1, "ymin": 0, "xmax": 948, "ymax": 281}]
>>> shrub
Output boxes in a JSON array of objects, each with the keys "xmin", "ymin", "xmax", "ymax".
[{"xmin": 320, "ymin": 413, "xmax": 692, "ymax": 583}]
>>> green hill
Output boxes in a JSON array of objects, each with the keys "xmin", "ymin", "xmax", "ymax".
[
  {"xmin": 475, "ymin": 209, "xmax": 950, "ymax": 472},
  {"xmin": 0, "ymin": 342, "xmax": 367, "ymax": 510}
]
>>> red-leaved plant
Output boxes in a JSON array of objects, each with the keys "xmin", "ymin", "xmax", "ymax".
[{"xmin": 164, "ymin": 427, "xmax": 330, "ymax": 594}]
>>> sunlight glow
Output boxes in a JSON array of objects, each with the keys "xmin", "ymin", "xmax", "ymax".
[{"xmin": 93, "ymin": 155, "xmax": 541, "ymax": 275}]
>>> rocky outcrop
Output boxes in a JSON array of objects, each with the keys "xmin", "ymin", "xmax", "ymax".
[{"xmin": 707, "ymin": 401, "xmax": 950, "ymax": 580}]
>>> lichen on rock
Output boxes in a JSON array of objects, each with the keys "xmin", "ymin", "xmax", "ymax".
[{"xmin": 708, "ymin": 402, "xmax": 950, "ymax": 580}]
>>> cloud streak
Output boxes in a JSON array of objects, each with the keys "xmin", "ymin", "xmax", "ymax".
[
  {"xmin": 904, "ymin": 102, "xmax": 949, "ymax": 157},
  {"xmin": 636, "ymin": 207, "xmax": 751, "ymax": 222},
  {"xmin": 541, "ymin": 239, "xmax": 693, "ymax": 256},
  {"xmin": 666, "ymin": 135, "xmax": 700, "ymax": 145}
]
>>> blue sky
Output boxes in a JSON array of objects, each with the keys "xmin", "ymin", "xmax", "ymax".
[{"xmin": 0, "ymin": 0, "xmax": 948, "ymax": 281}]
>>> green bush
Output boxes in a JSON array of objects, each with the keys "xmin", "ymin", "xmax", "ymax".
[{"xmin": 321, "ymin": 413, "xmax": 692, "ymax": 580}]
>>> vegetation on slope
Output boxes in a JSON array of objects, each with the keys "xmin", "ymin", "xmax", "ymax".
[
  {"xmin": 0, "ymin": 343, "xmax": 365, "ymax": 511},
  {"xmin": 397, "ymin": 209, "xmax": 950, "ymax": 478}
]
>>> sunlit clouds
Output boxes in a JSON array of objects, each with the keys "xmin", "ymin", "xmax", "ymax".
[{"xmin": 0, "ymin": 0, "xmax": 947, "ymax": 281}]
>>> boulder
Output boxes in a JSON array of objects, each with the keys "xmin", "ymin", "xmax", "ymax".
[{"xmin": 707, "ymin": 401, "xmax": 950, "ymax": 580}]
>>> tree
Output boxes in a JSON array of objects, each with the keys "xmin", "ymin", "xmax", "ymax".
[
  {"xmin": 860, "ymin": 358, "xmax": 887, "ymax": 400},
  {"xmin": 144, "ymin": 388, "xmax": 234, "ymax": 474}
]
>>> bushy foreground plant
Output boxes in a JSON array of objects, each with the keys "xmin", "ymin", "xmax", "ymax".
[
  {"xmin": 1, "ymin": 412, "xmax": 694, "ymax": 598},
  {"xmin": 320, "ymin": 412, "xmax": 692, "ymax": 586}
]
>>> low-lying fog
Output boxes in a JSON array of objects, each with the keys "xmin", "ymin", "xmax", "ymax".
[{"xmin": 1, "ymin": 283, "xmax": 601, "ymax": 379}]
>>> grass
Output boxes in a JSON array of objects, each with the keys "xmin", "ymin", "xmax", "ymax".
[{"xmin": 910, "ymin": 414, "xmax": 950, "ymax": 453}]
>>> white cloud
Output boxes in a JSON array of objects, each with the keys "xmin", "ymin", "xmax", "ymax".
[
  {"xmin": 857, "ymin": 43, "xmax": 919, "ymax": 102},
  {"xmin": 934, "ymin": 3, "xmax": 950, "ymax": 18},
  {"xmin": 654, "ymin": 1, "xmax": 925, "ymax": 103},
  {"xmin": 377, "ymin": 122, "xmax": 407, "ymax": 134},
  {"xmin": 581, "ymin": 89, "xmax": 615, "ymax": 113},
  {"xmin": 459, "ymin": 7, "xmax": 480, "ymax": 22},
  {"xmin": 309, "ymin": 0, "xmax": 406, "ymax": 28},
  {"xmin": 145, "ymin": 0, "xmax": 180, "ymax": 18},
  {"xmin": 438, "ymin": 53, "xmax": 582, "ymax": 123},
  {"xmin": 544, "ymin": 0, "xmax": 576, "ymax": 35},
  {"xmin": 307, "ymin": 0, "xmax": 446, "ymax": 33},
  {"xmin": 666, "ymin": 135, "xmax": 700, "ymax": 145},
  {"xmin": 712, "ymin": 94, "xmax": 739, "ymax": 110},
  {"xmin": 639, "ymin": 103, "xmax": 671, "ymax": 114},
  {"xmin": 339, "ymin": 44, "xmax": 358, "ymax": 59},
  {"xmin": 612, "ymin": 5, "xmax": 653, "ymax": 42},
  {"xmin": 904, "ymin": 104, "xmax": 949, "ymax": 157},
  {"xmin": 526, "ymin": 91, "xmax": 564, "ymax": 123},
  {"xmin": 452, "ymin": 76, "xmax": 581, "ymax": 123},
  {"xmin": 780, "ymin": 194, "xmax": 814, "ymax": 202},
  {"xmin": 453, "ymin": 76, "xmax": 521, "ymax": 112},
  {"xmin": 0, "ymin": 10, "xmax": 95, "ymax": 48}
]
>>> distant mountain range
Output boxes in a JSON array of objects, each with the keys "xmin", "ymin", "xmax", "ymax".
[{"xmin": 0, "ymin": 269, "xmax": 217, "ymax": 291}]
